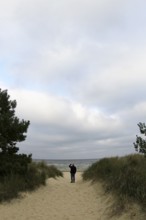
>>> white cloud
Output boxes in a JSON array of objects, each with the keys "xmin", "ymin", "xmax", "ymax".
[{"xmin": 1, "ymin": 0, "xmax": 146, "ymax": 158}]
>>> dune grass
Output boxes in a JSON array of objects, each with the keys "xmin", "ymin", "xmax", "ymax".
[
  {"xmin": 0, "ymin": 161, "xmax": 63, "ymax": 202},
  {"xmin": 82, "ymin": 154, "xmax": 146, "ymax": 209}
]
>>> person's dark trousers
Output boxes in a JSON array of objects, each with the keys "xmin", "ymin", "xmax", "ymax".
[{"xmin": 71, "ymin": 173, "xmax": 75, "ymax": 183}]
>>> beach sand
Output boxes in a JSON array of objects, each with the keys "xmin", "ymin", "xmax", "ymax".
[{"xmin": 0, "ymin": 172, "xmax": 145, "ymax": 220}]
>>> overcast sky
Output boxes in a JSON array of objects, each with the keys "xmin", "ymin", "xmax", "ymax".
[{"xmin": 0, "ymin": 0, "xmax": 146, "ymax": 159}]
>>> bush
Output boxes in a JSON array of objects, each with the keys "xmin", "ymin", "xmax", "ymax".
[
  {"xmin": 0, "ymin": 175, "xmax": 22, "ymax": 201},
  {"xmin": 0, "ymin": 160, "xmax": 63, "ymax": 202},
  {"xmin": 0, "ymin": 153, "xmax": 32, "ymax": 177}
]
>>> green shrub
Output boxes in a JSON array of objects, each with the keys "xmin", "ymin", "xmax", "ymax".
[
  {"xmin": 0, "ymin": 153, "xmax": 32, "ymax": 177},
  {"xmin": 0, "ymin": 175, "xmax": 22, "ymax": 201},
  {"xmin": 0, "ymin": 160, "xmax": 63, "ymax": 202}
]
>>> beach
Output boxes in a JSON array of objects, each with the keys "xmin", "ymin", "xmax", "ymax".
[{"xmin": 0, "ymin": 172, "xmax": 144, "ymax": 220}]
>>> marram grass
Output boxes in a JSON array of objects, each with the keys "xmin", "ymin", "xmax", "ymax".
[
  {"xmin": 82, "ymin": 154, "xmax": 146, "ymax": 208},
  {"xmin": 0, "ymin": 161, "xmax": 63, "ymax": 202}
]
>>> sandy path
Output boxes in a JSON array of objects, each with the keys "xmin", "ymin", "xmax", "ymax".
[{"xmin": 0, "ymin": 172, "xmax": 145, "ymax": 220}]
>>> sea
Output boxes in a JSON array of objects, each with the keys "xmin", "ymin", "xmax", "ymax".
[{"xmin": 33, "ymin": 158, "xmax": 99, "ymax": 172}]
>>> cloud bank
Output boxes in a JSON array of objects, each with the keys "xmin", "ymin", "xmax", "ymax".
[{"xmin": 1, "ymin": 0, "xmax": 146, "ymax": 158}]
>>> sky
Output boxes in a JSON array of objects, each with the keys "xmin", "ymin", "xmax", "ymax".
[{"xmin": 0, "ymin": 0, "xmax": 146, "ymax": 159}]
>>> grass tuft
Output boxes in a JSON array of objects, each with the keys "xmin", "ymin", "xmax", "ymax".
[
  {"xmin": 82, "ymin": 154, "xmax": 146, "ymax": 209},
  {"xmin": 0, "ymin": 161, "xmax": 63, "ymax": 202}
]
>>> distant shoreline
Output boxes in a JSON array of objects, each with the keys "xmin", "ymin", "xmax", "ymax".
[{"xmin": 33, "ymin": 158, "xmax": 99, "ymax": 172}]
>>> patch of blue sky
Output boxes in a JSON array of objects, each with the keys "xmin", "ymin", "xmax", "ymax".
[
  {"xmin": 21, "ymin": 76, "xmax": 72, "ymax": 98},
  {"xmin": 8, "ymin": 77, "xmax": 71, "ymax": 99},
  {"xmin": 43, "ymin": 81, "xmax": 72, "ymax": 99},
  {"xmin": 0, "ymin": 62, "xmax": 13, "ymax": 84}
]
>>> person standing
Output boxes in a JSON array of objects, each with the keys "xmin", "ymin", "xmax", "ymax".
[{"xmin": 69, "ymin": 164, "xmax": 77, "ymax": 183}]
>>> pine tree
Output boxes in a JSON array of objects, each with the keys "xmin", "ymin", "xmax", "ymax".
[
  {"xmin": 0, "ymin": 89, "xmax": 30, "ymax": 154},
  {"xmin": 133, "ymin": 122, "xmax": 146, "ymax": 155}
]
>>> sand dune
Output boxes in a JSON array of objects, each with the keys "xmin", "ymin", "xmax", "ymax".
[{"xmin": 0, "ymin": 172, "xmax": 145, "ymax": 220}]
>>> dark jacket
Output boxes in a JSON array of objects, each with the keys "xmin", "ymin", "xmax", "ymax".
[{"xmin": 69, "ymin": 164, "xmax": 77, "ymax": 174}]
